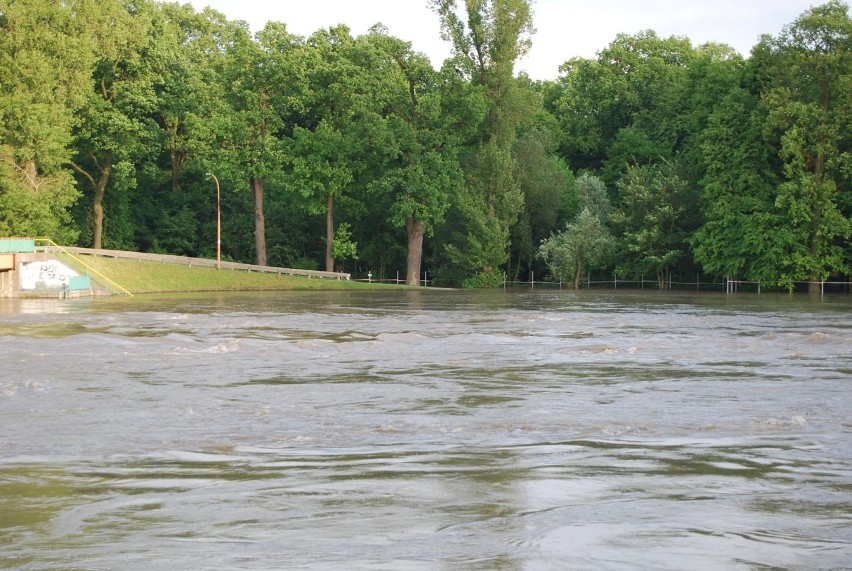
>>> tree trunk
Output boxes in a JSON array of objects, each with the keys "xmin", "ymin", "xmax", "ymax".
[
  {"xmin": 325, "ymin": 193, "xmax": 334, "ymax": 272},
  {"xmin": 808, "ymin": 151, "xmax": 826, "ymax": 295},
  {"xmin": 168, "ymin": 120, "xmax": 184, "ymax": 192},
  {"xmin": 92, "ymin": 155, "xmax": 112, "ymax": 250},
  {"xmin": 405, "ymin": 215, "xmax": 425, "ymax": 286},
  {"xmin": 251, "ymin": 176, "xmax": 267, "ymax": 266},
  {"xmin": 512, "ymin": 248, "xmax": 523, "ymax": 282},
  {"xmin": 169, "ymin": 144, "xmax": 185, "ymax": 193},
  {"xmin": 23, "ymin": 160, "xmax": 37, "ymax": 189},
  {"xmin": 573, "ymin": 254, "xmax": 582, "ymax": 290}
]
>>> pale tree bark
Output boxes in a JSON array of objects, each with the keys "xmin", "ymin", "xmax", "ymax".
[
  {"xmin": 251, "ymin": 176, "xmax": 267, "ymax": 266},
  {"xmin": 573, "ymin": 250, "xmax": 583, "ymax": 290},
  {"xmin": 406, "ymin": 215, "xmax": 425, "ymax": 285},
  {"xmin": 168, "ymin": 121, "xmax": 186, "ymax": 193},
  {"xmin": 23, "ymin": 160, "xmax": 38, "ymax": 189},
  {"xmin": 325, "ymin": 193, "xmax": 335, "ymax": 272}
]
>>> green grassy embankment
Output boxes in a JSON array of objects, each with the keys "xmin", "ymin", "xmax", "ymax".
[{"xmin": 75, "ymin": 255, "xmax": 392, "ymax": 294}]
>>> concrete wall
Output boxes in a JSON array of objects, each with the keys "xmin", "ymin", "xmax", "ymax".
[
  {"xmin": 0, "ymin": 266, "xmax": 14, "ymax": 297},
  {"xmin": 0, "ymin": 253, "xmax": 91, "ymax": 298}
]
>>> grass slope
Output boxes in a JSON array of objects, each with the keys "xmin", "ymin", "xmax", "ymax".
[{"xmin": 75, "ymin": 255, "xmax": 388, "ymax": 294}]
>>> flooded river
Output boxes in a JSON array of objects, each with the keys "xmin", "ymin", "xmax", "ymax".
[{"xmin": 1, "ymin": 290, "xmax": 850, "ymax": 569}]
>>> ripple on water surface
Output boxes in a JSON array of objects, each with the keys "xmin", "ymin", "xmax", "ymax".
[{"xmin": 1, "ymin": 290, "xmax": 850, "ymax": 569}]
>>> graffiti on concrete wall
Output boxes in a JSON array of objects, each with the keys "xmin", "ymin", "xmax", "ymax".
[{"xmin": 20, "ymin": 260, "xmax": 79, "ymax": 290}]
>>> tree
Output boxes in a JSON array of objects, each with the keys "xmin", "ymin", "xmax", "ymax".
[
  {"xmin": 692, "ymin": 82, "xmax": 789, "ymax": 284},
  {"xmin": 552, "ymin": 30, "xmax": 696, "ymax": 182},
  {"xmin": 761, "ymin": 0, "xmax": 852, "ymax": 290},
  {"xmin": 509, "ymin": 129, "xmax": 573, "ymax": 281},
  {"xmin": 132, "ymin": 4, "xmax": 237, "ymax": 257},
  {"xmin": 70, "ymin": 0, "xmax": 159, "ymax": 249},
  {"xmin": 362, "ymin": 30, "xmax": 463, "ymax": 285},
  {"xmin": 152, "ymin": 2, "xmax": 230, "ymax": 194},
  {"xmin": 217, "ymin": 21, "xmax": 298, "ymax": 266},
  {"xmin": 288, "ymin": 26, "xmax": 384, "ymax": 272},
  {"xmin": 431, "ymin": 0, "xmax": 534, "ymax": 285},
  {"xmin": 538, "ymin": 174, "xmax": 614, "ymax": 288},
  {"xmin": 0, "ymin": 0, "xmax": 97, "ymax": 242},
  {"xmin": 612, "ymin": 162, "xmax": 686, "ymax": 288}
]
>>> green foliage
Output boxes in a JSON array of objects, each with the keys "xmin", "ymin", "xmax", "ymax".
[
  {"xmin": 538, "ymin": 174, "xmax": 614, "ymax": 288},
  {"xmin": 0, "ymin": 0, "xmax": 848, "ymax": 292},
  {"xmin": 0, "ymin": 0, "xmax": 101, "ymax": 241},
  {"xmin": 331, "ymin": 222, "xmax": 358, "ymax": 262},
  {"xmin": 691, "ymin": 79, "xmax": 789, "ymax": 283},
  {"xmin": 552, "ymin": 30, "xmax": 697, "ymax": 180},
  {"xmin": 431, "ymin": 0, "xmax": 535, "ymax": 285},
  {"xmin": 461, "ymin": 268, "xmax": 505, "ymax": 289},
  {"xmin": 539, "ymin": 208, "xmax": 615, "ymax": 288},
  {"xmin": 445, "ymin": 202, "xmax": 510, "ymax": 279},
  {"xmin": 759, "ymin": 1, "xmax": 852, "ymax": 285},
  {"xmin": 612, "ymin": 162, "xmax": 686, "ymax": 287},
  {"xmin": 0, "ymin": 161, "xmax": 80, "ymax": 243},
  {"xmin": 446, "ymin": 141, "xmax": 522, "ymax": 281},
  {"xmin": 509, "ymin": 129, "xmax": 573, "ymax": 278},
  {"xmin": 692, "ymin": 1, "xmax": 852, "ymax": 289},
  {"xmin": 575, "ymin": 172, "xmax": 611, "ymax": 221}
]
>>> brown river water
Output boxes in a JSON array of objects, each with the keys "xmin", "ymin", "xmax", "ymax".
[{"xmin": 1, "ymin": 290, "xmax": 850, "ymax": 570}]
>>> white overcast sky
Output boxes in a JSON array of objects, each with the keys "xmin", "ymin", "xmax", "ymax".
[{"xmin": 186, "ymin": 0, "xmax": 820, "ymax": 80}]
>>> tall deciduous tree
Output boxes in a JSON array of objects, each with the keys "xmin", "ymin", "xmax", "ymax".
[
  {"xmin": 218, "ymin": 22, "xmax": 297, "ymax": 266},
  {"xmin": 152, "ymin": 3, "xmax": 230, "ymax": 194},
  {"xmin": 363, "ymin": 30, "xmax": 462, "ymax": 285},
  {"xmin": 612, "ymin": 162, "xmax": 686, "ymax": 288},
  {"xmin": 288, "ymin": 26, "xmax": 376, "ymax": 272},
  {"xmin": 71, "ymin": 0, "xmax": 159, "ymax": 249},
  {"xmin": 692, "ymin": 83, "xmax": 788, "ymax": 284},
  {"xmin": 552, "ymin": 31, "xmax": 696, "ymax": 188},
  {"xmin": 0, "ymin": 0, "xmax": 96, "ymax": 242},
  {"xmin": 431, "ymin": 0, "xmax": 534, "ymax": 286},
  {"xmin": 762, "ymin": 0, "xmax": 851, "ymax": 290}
]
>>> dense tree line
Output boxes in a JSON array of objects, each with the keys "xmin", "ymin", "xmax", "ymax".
[{"xmin": 1, "ymin": 0, "xmax": 849, "ymax": 289}]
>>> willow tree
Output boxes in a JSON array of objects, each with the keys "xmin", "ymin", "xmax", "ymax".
[
  {"xmin": 538, "ymin": 174, "xmax": 613, "ymax": 289},
  {"xmin": 431, "ymin": 0, "xmax": 534, "ymax": 286}
]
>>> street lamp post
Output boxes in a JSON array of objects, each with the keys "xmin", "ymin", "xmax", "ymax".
[{"xmin": 206, "ymin": 173, "xmax": 221, "ymax": 270}]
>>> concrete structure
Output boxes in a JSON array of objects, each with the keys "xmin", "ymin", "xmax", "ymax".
[
  {"xmin": 0, "ymin": 253, "xmax": 98, "ymax": 299},
  {"xmin": 0, "ymin": 238, "xmax": 104, "ymax": 298}
]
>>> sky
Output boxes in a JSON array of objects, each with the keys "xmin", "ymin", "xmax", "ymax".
[{"xmin": 186, "ymin": 0, "xmax": 821, "ymax": 80}]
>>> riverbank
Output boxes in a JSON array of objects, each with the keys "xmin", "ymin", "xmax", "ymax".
[{"xmin": 76, "ymin": 255, "xmax": 401, "ymax": 294}]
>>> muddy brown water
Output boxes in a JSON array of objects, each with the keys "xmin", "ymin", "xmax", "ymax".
[{"xmin": 1, "ymin": 290, "xmax": 850, "ymax": 569}]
